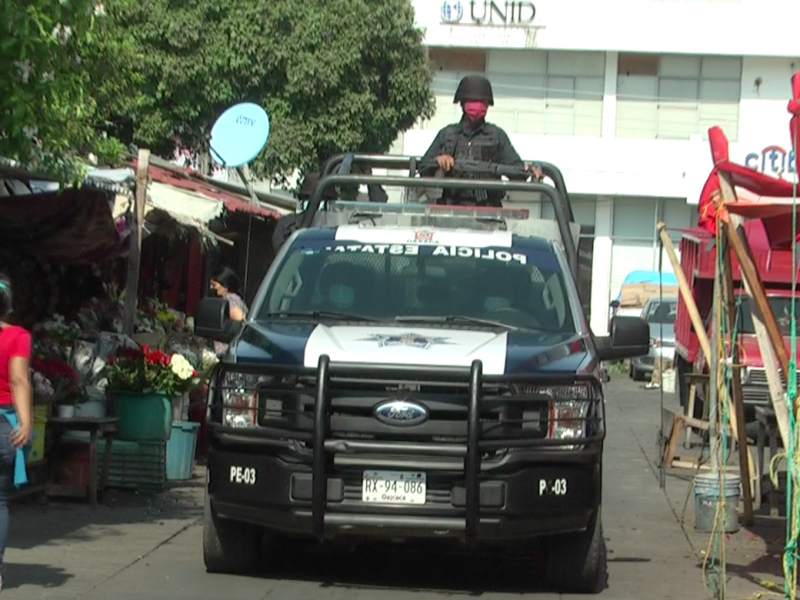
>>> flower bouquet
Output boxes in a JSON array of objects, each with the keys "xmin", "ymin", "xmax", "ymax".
[
  {"xmin": 106, "ymin": 345, "xmax": 199, "ymax": 397},
  {"xmin": 31, "ymin": 356, "xmax": 85, "ymax": 417}
]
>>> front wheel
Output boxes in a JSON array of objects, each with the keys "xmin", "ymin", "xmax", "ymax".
[
  {"xmin": 203, "ymin": 493, "xmax": 262, "ymax": 574},
  {"xmin": 545, "ymin": 508, "xmax": 607, "ymax": 594}
]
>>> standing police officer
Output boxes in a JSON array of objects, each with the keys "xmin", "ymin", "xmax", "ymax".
[{"xmin": 420, "ymin": 75, "xmax": 542, "ymax": 206}]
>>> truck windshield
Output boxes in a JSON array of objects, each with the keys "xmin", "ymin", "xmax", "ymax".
[
  {"xmin": 257, "ymin": 238, "xmax": 577, "ymax": 333},
  {"xmin": 739, "ymin": 296, "xmax": 800, "ymax": 336}
]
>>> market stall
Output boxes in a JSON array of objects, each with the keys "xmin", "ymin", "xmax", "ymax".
[{"xmin": 0, "ymin": 153, "xmax": 280, "ymax": 500}]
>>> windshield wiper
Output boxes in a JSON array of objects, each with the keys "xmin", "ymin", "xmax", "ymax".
[
  {"xmin": 264, "ymin": 311, "xmax": 380, "ymax": 322},
  {"xmin": 394, "ymin": 315, "xmax": 519, "ymax": 330}
]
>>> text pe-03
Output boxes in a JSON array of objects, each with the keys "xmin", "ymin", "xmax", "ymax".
[{"xmin": 193, "ymin": 172, "xmax": 649, "ymax": 595}]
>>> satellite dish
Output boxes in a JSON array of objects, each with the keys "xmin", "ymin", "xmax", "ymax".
[{"xmin": 209, "ymin": 102, "xmax": 270, "ymax": 168}]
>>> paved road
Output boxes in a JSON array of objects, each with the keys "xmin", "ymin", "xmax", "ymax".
[{"xmin": 3, "ymin": 378, "xmax": 709, "ymax": 599}]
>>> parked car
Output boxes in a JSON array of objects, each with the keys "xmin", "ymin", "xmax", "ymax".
[{"xmin": 629, "ymin": 297, "xmax": 677, "ymax": 381}]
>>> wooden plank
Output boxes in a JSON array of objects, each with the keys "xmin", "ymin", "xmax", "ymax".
[
  {"xmin": 718, "ymin": 212, "xmax": 755, "ymax": 525},
  {"xmin": 122, "ymin": 149, "xmax": 150, "ymax": 336}
]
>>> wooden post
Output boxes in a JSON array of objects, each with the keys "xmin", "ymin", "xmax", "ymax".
[
  {"xmin": 122, "ymin": 149, "xmax": 150, "ymax": 336},
  {"xmin": 657, "ymin": 223, "xmax": 712, "ymax": 362},
  {"xmin": 721, "ymin": 226, "xmax": 791, "ymax": 378},
  {"xmin": 719, "ymin": 228, "xmax": 755, "ymax": 525},
  {"xmin": 717, "ymin": 172, "xmax": 791, "ymax": 450},
  {"xmin": 657, "ymin": 223, "xmax": 754, "ymax": 476}
]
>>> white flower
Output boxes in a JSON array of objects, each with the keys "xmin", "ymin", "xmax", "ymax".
[
  {"xmin": 31, "ymin": 371, "xmax": 54, "ymax": 396},
  {"xmin": 170, "ymin": 354, "xmax": 194, "ymax": 380},
  {"xmin": 201, "ymin": 348, "xmax": 219, "ymax": 371}
]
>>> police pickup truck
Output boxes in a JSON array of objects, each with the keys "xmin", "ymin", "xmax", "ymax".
[{"xmin": 194, "ymin": 155, "xmax": 649, "ymax": 594}]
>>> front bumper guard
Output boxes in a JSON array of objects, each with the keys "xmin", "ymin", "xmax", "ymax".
[{"xmin": 307, "ymin": 355, "xmax": 603, "ymax": 542}]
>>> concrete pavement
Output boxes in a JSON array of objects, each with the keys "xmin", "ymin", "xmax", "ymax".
[{"xmin": 0, "ymin": 378, "xmax": 775, "ymax": 599}]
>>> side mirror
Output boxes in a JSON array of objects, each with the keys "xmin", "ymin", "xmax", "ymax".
[
  {"xmin": 609, "ymin": 299, "xmax": 620, "ymax": 309},
  {"xmin": 194, "ymin": 297, "xmax": 242, "ymax": 343},
  {"xmin": 595, "ymin": 316, "xmax": 649, "ymax": 362}
]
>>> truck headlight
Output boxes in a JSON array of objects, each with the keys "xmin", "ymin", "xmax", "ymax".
[
  {"xmin": 220, "ymin": 372, "xmax": 268, "ymax": 428},
  {"xmin": 515, "ymin": 384, "xmax": 593, "ymax": 441},
  {"xmin": 549, "ymin": 400, "xmax": 589, "ymax": 440}
]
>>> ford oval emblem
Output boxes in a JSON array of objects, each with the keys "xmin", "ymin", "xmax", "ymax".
[{"xmin": 373, "ymin": 400, "xmax": 429, "ymax": 427}]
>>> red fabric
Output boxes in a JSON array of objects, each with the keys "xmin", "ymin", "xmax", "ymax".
[
  {"xmin": 0, "ymin": 188, "xmax": 119, "ymax": 263},
  {"xmin": 0, "ymin": 325, "xmax": 31, "ymax": 406},
  {"xmin": 185, "ymin": 236, "xmax": 205, "ymax": 316},
  {"xmin": 696, "ymin": 122, "xmax": 800, "ymax": 240},
  {"xmin": 789, "ymin": 72, "xmax": 800, "ymax": 152}
]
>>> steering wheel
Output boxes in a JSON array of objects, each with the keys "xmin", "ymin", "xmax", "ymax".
[{"xmin": 486, "ymin": 306, "xmax": 543, "ymax": 329}]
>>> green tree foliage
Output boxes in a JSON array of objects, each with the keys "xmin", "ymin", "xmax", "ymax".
[
  {"xmin": 0, "ymin": 0, "xmax": 143, "ymax": 181},
  {"xmin": 120, "ymin": 0, "xmax": 435, "ymax": 183}
]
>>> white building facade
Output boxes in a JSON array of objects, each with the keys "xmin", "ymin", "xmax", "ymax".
[{"xmin": 403, "ymin": 0, "xmax": 800, "ymax": 334}]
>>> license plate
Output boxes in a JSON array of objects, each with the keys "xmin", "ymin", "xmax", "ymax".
[{"xmin": 362, "ymin": 470, "xmax": 426, "ymax": 505}]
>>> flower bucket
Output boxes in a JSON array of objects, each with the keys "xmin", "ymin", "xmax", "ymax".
[
  {"xmin": 57, "ymin": 405, "xmax": 75, "ymax": 419},
  {"xmin": 109, "ymin": 391, "xmax": 172, "ymax": 441},
  {"xmin": 166, "ymin": 421, "xmax": 201, "ymax": 480},
  {"xmin": 28, "ymin": 405, "xmax": 49, "ymax": 463},
  {"xmin": 74, "ymin": 399, "xmax": 107, "ymax": 419}
]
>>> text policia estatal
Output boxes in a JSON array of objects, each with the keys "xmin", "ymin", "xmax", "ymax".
[{"xmin": 323, "ymin": 244, "xmax": 528, "ymax": 265}]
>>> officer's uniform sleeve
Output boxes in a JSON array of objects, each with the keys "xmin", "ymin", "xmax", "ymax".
[
  {"xmin": 418, "ymin": 127, "xmax": 449, "ymax": 176},
  {"xmin": 495, "ymin": 127, "xmax": 529, "ymax": 180}
]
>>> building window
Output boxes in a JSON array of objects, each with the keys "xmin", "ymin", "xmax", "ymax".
[
  {"xmin": 423, "ymin": 48, "xmax": 605, "ymax": 137},
  {"xmin": 616, "ymin": 53, "xmax": 741, "ymax": 141},
  {"xmin": 609, "ymin": 197, "xmax": 697, "ymax": 298}
]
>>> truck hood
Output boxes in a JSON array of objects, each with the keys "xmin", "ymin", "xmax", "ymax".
[
  {"xmin": 233, "ymin": 321, "xmax": 592, "ymax": 376},
  {"xmin": 737, "ymin": 334, "xmax": 800, "ymax": 367}
]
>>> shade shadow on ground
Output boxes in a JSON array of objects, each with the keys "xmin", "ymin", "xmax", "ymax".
[
  {"xmin": 251, "ymin": 539, "xmax": 557, "ymax": 595},
  {"xmin": 8, "ymin": 475, "xmax": 203, "ymax": 550},
  {"xmin": 1, "ymin": 562, "xmax": 72, "ymax": 590}
]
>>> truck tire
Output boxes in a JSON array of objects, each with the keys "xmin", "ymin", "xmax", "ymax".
[
  {"xmin": 545, "ymin": 508, "xmax": 607, "ymax": 594},
  {"xmin": 630, "ymin": 363, "xmax": 642, "ymax": 381},
  {"xmin": 203, "ymin": 493, "xmax": 261, "ymax": 574}
]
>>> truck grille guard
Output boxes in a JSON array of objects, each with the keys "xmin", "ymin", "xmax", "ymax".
[{"xmin": 299, "ymin": 355, "xmax": 604, "ymax": 541}]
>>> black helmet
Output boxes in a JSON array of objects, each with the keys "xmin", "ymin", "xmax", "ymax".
[{"xmin": 453, "ymin": 75, "xmax": 494, "ymax": 106}]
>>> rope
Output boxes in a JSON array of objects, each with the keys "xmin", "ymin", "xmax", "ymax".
[
  {"xmin": 702, "ymin": 216, "xmax": 734, "ymax": 599},
  {"xmin": 781, "ymin": 124, "xmax": 800, "ymax": 600},
  {"xmin": 658, "ymin": 235, "xmax": 666, "ymax": 491}
]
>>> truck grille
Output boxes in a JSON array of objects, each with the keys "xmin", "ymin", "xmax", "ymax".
[
  {"xmin": 258, "ymin": 373, "xmax": 552, "ymax": 443},
  {"xmin": 742, "ymin": 367, "xmax": 797, "ymax": 405}
]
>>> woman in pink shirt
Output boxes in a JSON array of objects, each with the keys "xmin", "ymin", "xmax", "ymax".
[{"xmin": 0, "ymin": 273, "xmax": 32, "ymax": 590}]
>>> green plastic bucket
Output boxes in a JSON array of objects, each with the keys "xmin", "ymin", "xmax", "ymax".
[{"xmin": 109, "ymin": 391, "xmax": 172, "ymax": 441}]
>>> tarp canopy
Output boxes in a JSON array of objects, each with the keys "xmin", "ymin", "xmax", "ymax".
[
  {"xmin": 0, "ymin": 187, "xmax": 119, "ymax": 263},
  {"xmin": 696, "ymin": 72, "xmax": 800, "ymax": 250}
]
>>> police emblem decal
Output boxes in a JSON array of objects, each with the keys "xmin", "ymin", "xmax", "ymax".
[
  {"xmin": 413, "ymin": 230, "xmax": 435, "ymax": 243},
  {"xmin": 360, "ymin": 333, "xmax": 452, "ymax": 350}
]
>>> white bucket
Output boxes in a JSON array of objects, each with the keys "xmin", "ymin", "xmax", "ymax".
[
  {"xmin": 73, "ymin": 399, "xmax": 107, "ymax": 419},
  {"xmin": 662, "ymin": 369, "xmax": 676, "ymax": 394},
  {"xmin": 694, "ymin": 472, "xmax": 741, "ymax": 533},
  {"xmin": 57, "ymin": 405, "xmax": 75, "ymax": 419}
]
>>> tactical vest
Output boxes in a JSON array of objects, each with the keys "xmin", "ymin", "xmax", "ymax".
[{"xmin": 439, "ymin": 124, "xmax": 503, "ymax": 205}]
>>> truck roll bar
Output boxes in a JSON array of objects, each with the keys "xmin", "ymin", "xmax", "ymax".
[
  {"xmin": 319, "ymin": 152, "xmax": 575, "ymax": 222},
  {"xmin": 299, "ymin": 172, "xmax": 579, "ymax": 279}
]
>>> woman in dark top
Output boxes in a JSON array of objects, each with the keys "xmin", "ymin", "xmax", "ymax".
[
  {"xmin": 209, "ymin": 267, "xmax": 248, "ymax": 356},
  {"xmin": 0, "ymin": 273, "xmax": 33, "ymax": 591}
]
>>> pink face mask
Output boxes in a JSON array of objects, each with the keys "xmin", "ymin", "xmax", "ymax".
[{"xmin": 463, "ymin": 101, "xmax": 488, "ymax": 121}]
